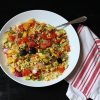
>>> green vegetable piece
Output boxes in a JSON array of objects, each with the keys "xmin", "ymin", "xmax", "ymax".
[
  {"xmin": 38, "ymin": 73, "xmax": 44, "ymax": 81},
  {"xmin": 23, "ymin": 76, "xmax": 30, "ymax": 80},
  {"xmin": 57, "ymin": 44, "xmax": 61, "ymax": 47},
  {"xmin": 9, "ymin": 27, "xmax": 16, "ymax": 34},
  {"xmin": 41, "ymin": 50, "xmax": 45, "ymax": 54},
  {"xmin": 18, "ymin": 33, "xmax": 23, "ymax": 38},
  {"xmin": 16, "ymin": 53, "xmax": 20, "ymax": 58}
]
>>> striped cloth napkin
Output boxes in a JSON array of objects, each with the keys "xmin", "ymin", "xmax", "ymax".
[{"xmin": 65, "ymin": 25, "xmax": 100, "ymax": 100}]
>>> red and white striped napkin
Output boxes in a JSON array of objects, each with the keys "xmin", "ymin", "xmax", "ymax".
[{"xmin": 65, "ymin": 25, "xmax": 100, "ymax": 100}]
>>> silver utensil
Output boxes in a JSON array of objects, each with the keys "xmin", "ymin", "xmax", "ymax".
[{"xmin": 56, "ymin": 16, "xmax": 87, "ymax": 28}]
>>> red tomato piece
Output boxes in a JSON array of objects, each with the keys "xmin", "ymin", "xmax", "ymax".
[
  {"xmin": 30, "ymin": 20, "xmax": 35, "ymax": 27},
  {"xmin": 50, "ymin": 31, "xmax": 57, "ymax": 38},
  {"xmin": 54, "ymin": 39, "xmax": 61, "ymax": 43},
  {"xmin": 40, "ymin": 43, "xmax": 47, "ymax": 49},
  {"xmin": 18, "ymin": 24, "xmax": 24, "ymax": 32},
  {"xmin": 22, "ymin": 37, "xmax": 28, "ymax": 43},
  {"xmin": 57, "ymin": 66, "xmax": 65, "ymax": 73},
  {"xmin": 18, "ymin": 37, "xmax": 28, "ymax": 45},
  {"xmin": 40, "ymin": 40, "xmax": 51, "ymax": 49},
  {"xmin": 14, "ymin": 71, "xmax": 22, "ymax": 77},
  {"xmin": 41, "ymin": 32, "xmax": 47, "ymax": 39},
  {"xmin": 9, "ymin": 35, "xmax": 15, "ymax": 42},
  {"xmin": 30, "ymin": 34, "xmax": 35, "ymax": 40},
  {"xmin": 28, "ymin": 41, "xmax": 36, "ymax": 47},
  {"xmin": 46, "ymin": 40, "xmax": 51, "ymax": 47},
  {"xmin": 18, "ymin": 39, "xmax": 23, "ymax": 45},
  {"xmin": 64, "ymin": 45, "xmax": 70, "ymax": 52},
  {"xmin": 22, "ymin": 69, "xmax": 31, "ymax": 76}
]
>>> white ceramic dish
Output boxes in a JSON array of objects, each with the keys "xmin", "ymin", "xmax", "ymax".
[{"xmin": 0, "ymin": 10, "xmax": 80, "ymax": 87}]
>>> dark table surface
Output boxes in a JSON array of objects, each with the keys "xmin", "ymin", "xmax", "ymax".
[{"xmin": 0, "ymin": 1, "xmax": 100, "ymax": 100}]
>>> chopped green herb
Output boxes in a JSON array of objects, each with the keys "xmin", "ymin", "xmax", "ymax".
[
  {"xmin": 41, "ymin": 50, "xmax": 45, "ymax": 54},
  {"xmin": 26, "ymin": 58, "xmax": 30, "ymax": 62},
  {"xmin": 9, "ymin": 27, "xmax": 16, "ymax": 34},
  {"xmin": 23, "ymin": 76, "xmax": 30, "ymax": 80},
  {"xmin": 18, "ymin": 33, "xmax": 23, "ymax": 38},
  {"xmin": 57, "ymin": 44, "xmax": 61, "ymax": 47},
  {"xmin": 38, "ymin": 73, "xmax": 44, "ymax": 81},
  {"xmin": 16, "ymin": 53, "xmax": 20, "ymax": 58}
]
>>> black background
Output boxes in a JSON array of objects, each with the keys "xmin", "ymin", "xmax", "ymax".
[{"xmin": 0, "ymin": 0, "xmax": 100, "ymax": 100}]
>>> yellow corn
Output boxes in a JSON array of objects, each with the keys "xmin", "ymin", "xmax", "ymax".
[
  {"xmin": 23, "ymin": 31, "xmax": 27, "ymax": 37},
  {"xmin": 28, "ymin": 29, "xmax": 35, "ymax": 35},
  {"xmin": 52, "ymin": 52, "xmax": 56, "ymax": 57},
  {"xmin": 38, "ymin": 53, "xmax": 45, "ymax": 59},
  {"xmin": 23, "ymin": 76, "xmax": 30, "ymax": 80},
  {"xmin": 4, "ymin": 32, "xmax": 9, "ymax": 38},
  {"xmin": 12, "ymin": 44, "xmax": 18, "ymax": 51},
  {"xmin": 9, "ymin": 67, "xmax": 15, "ymax": 74},
  {"xmin": 7, "ymin": 49, "xmax": 16, "ymax": 55},
  {"xmin": 23, "ymin": 23, "xmax": 29, "ymax": 30},
  {"xmin": 2, "ymin": 38, "xmax": 7, "ymax": 44},
  {"xmin": 60, "ymin": 39, "xmax": 66, "ymax": 44},
  {"xmin": 7, "ymin": 57, "xmax": 14, "ymax": 64},
  {"xmin": 28, "ymin": 19, "xmax": 34, "ymax": 23},
  {"xmin": 50, "ymin": 48, "xmax": 53, "ymax": 52}
]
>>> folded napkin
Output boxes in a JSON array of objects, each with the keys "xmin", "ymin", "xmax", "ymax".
[{"xmin": 65, "ymin": 25, "xmax": 100, "ymax": 100}]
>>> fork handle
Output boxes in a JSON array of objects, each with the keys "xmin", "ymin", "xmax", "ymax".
[{"xmin": 56, "ymin": 16, "xmax": 87, "ymax": 28}]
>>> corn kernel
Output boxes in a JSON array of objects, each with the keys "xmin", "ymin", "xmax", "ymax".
[
  {"xmin": 23, "ymin": 23, "xmax": 29, "ymax": 30},
  {"xmin": 60, "ymin": 39, "xmax": 66, "ymax": 44},
  {"xmin": 22, "ymin": 32, "xmax": 27, "ymax": 37},
  {"xmin": 7, "ymin": 49, "xmax": 16, "ymax": 55},
  {"xmin": 9, "ymin": 67, "xmax": 15, "ymax": 74},
  {"xmin": 23, "ymin": 76, "xmax": 30, "ymax": 80},
  {"xmin": 28, "ymin": 19, "xmax": 34, "ymax": 23},
  {"xmin": 38, "ymin": 53, "xmax": 45, "ymax": 59},
  {"xmin": 7, "ymin": 57, "xmax": 14, "ymax": 64}
]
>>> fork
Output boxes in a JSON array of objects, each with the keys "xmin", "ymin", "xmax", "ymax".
[{"xmin": 56, "ymin": 16, "xmax": 87, "ymax": 28}]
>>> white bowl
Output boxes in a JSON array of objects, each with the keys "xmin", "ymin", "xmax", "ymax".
[{"xmin": 0, "ymin": 10, "xmax": 80, "ymax": 87}]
